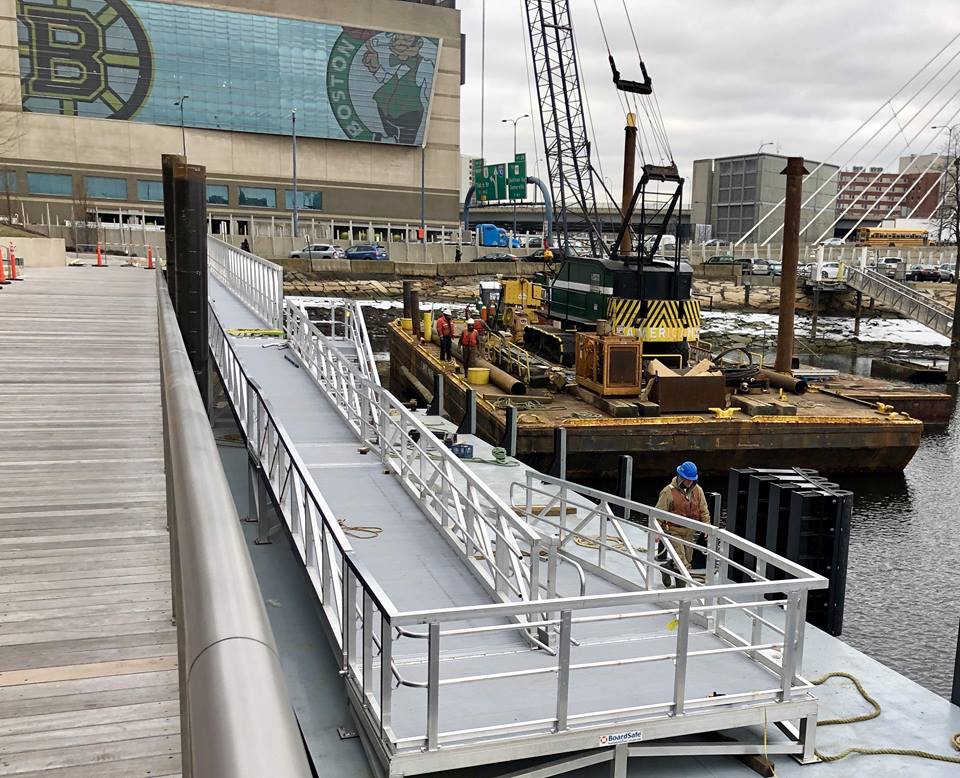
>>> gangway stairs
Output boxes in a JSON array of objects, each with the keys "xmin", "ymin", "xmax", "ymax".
[
  {"xmin": 843, "ymin": 266, "xmax": 953, "ymax": 336},
  {"xmin": 205, "ymin": 239, "xmax": 828, "ymax": 777}
]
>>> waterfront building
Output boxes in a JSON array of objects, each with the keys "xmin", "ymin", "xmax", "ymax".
[{"xmin": 3, "ymin": 0, "xmax": 462, "ymax": 237}]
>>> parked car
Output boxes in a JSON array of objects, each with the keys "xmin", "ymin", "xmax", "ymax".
[
  {"xmin": 702, "ymin": 238, "xmax": 728, "ymax": 247},
  {"xmin": 473, "ymin": 252, "xmax": 521, "ymax": 263},
  {"xmin": 938, "ymin": 263, "xmax": 956, "ymax": 283},
  {"xmin": 344, "ymin": 243, "xmax": 388, "ymax": 260},
  {"xmin": 289, "ymin": 243, "xmax": 343, "ymax": 259},
  {"xmin": 704, "ymin": 254, "xmax": 736, "ymax": 265},
  {"xmin": 742, "ymin": 258, "xmax": 771, "ymax": 275},
  {"xmin": 767, "ymin": 260, "xmax": 782, "ymax": 276},
  {"xmin": 821, "ymin": 237, "xmax": 846, "ymax": 247},
  {"xmin": 819, "ymin": 261, "xmax": 842, "ymax": 280},
  {"xmin": 876, "ymin": 256, "xmax": 903, "ymax": 277},
  {"xmin": 907, "ymin": 264, "xmax": 940, "ymax": 282}
]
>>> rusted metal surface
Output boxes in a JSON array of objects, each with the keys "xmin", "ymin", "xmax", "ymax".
[{"xmin": 388, "ymin": 322, "xmax": 923, "ymax": 477}]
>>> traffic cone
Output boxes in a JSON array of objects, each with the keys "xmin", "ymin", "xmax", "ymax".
[
  {"xmin": 0, "ymin": 248, "xmax": 9, "ymax": 286},
  {"xmin": 8, "ymin": 244, "xmax": 20, "ymax": 281},
  {"xmin": 147, "ymin": 246, "xmax": 154, "ymax": 270},
  {"xmin": 95, "ymin": 242, "xmax": 105, "ymax": 268}
]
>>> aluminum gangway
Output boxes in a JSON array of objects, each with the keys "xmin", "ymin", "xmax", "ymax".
[
  {"xmin": 206, "ymin": 245, "xmax": 828, "ymax": 777},
  {"xmin": 843, "ymin": 266, "xmax": 953, "ymax": 336}
]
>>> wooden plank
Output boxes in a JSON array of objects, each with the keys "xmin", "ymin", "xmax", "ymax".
[
  {"xmin": 8, "ymin": 752, "xmax": 182, "ymax": 777},
  {"xmin": 0, "ymin": 635, "xmax": 177, "ymax": 672},
  {"xmin": 0, "ymin": 734, "xmax": 180, "ymax": 774},
  {"xmin": 0, "ymin": 576, "xmax": 171, "ymax": 597},
  {"xmin": 0, "ymin": 656, "xmax": 177, "ymax": 690},
  {"xmin": 0, "ymin": 700, "xmax": 180, "ymax": 738},
  {"xmin": 0, "ymin": 670, "xmax": 176, "ymax": 704}
]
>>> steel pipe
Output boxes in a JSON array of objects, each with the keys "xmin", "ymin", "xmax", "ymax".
[
  {"xmin": 159, "ymin": 274, "xmax": 311, "ymax": 778},
  {"xmin": 757, "ymin": 368, "xmax": 808, "ymax": 395}
]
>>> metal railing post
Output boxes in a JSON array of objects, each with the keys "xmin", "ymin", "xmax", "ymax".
[
  {"xmin": 672, "ymin": 600, "xmax": 691, "ymax": 716},
  {"xmin": 427, "ymin": 623, "xmax": 441, "ymax": 750},
  {"xmin": 556, "ymin": 610, "xmax": 572, "ymax": 732}
]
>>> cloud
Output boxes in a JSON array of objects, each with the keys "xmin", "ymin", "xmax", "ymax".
[{"xmin": 458, "ymin": 0, "xmax": 960, "ymax": 202}]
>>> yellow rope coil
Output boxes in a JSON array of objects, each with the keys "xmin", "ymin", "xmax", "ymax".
[{"xmin": 811, "ymin": 672, "xmax": 960, "ymax": 765}]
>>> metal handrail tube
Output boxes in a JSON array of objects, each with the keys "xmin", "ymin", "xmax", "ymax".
[
  {"xmin": 847, "ymin": 266, "xmax": 951, "ymax": 316},
  {"xmin": 519, "ymin": 473, "xmax": 820, "ymax": 582},
  {"xmin": 159, "ymin": 277, "xmax": 310, "ymax": 778}
]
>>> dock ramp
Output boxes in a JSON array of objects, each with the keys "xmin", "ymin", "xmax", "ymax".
[
  {"xmin": 844, "ymin": 266, "xmax": 953, "ymax": 336},
  {"xmin": 207, "ymin": 244, "xmax": 828, "ymax": 777}
]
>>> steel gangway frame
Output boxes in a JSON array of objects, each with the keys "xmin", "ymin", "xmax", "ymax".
[
  {"xmin": 205, "ymin": 251, "xmax": 829, "ymax": 777},
  {"xmin": 843, "ymin": 265, "xmax": 953, "ymax": 336}
]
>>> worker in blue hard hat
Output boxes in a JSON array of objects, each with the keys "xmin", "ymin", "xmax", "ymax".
[{"xmin": 654, "ymin": 461, "xmax": 711, "ymax": 588}]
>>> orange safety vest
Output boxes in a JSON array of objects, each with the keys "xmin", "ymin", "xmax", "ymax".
[
  {"xmin": 460, "ymin": 328, "xmax": 478, "ymax": 347},
  {"xmin": 669, "ymin": 485, "xmax": 703, "ymax": 522},
  {"xmin": 472, "ymin": 319, "xmax": 486, "ymax": 335},
  {"xmin": 435, "ymin": 316, "xmax": 452, "ymax": 338}
]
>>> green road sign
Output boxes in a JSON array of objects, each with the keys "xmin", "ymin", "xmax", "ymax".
[{"xmin": 472, "ymin": 154, "xmax": 527, "ymax": 202}]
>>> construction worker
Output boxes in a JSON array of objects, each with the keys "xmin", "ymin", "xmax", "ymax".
[
  {"xmin": 459, "ymin": 318, "xmax": 479, "ymax": 375},
  {"xmin": 543, "ymin": 244, "xmax": 554, "ymax": 264},
  {"xmin": 654, "ymin": 461, "xmax": 710, "ymax": 588},
  {"xmin": 436, "ymin": 308, "xmax": 453, "ymax": 362}
]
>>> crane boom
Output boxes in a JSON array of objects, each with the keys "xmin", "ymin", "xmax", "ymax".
[{"xmin": 524, "ymin": 0, "xmax": 604, "ymax": 256}]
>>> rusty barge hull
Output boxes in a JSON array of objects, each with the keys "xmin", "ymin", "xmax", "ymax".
[{"xmin": 388, "ymin": 325, "xmax": 922, "ymax": 478}]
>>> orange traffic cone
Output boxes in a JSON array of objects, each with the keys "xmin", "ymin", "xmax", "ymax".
[
  {"xmin": 95, "ymin": 242, "xmax": 105, "ymax": 268},
  {"xmin": 8, "ymin": 244, "xmax": 20, "ymax": 281},
  {"xmin": 147, "ymin": 246, "xmax": 154, "ymax": 270},
  {"xmin": 0, "ymin": 248, "xmax": 9, "ymax": 286}
]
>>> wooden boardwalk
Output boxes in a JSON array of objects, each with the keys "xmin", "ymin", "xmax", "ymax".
[{"xmin": 0, "ymin": 268, "xmax": 180, "ymax": 776}]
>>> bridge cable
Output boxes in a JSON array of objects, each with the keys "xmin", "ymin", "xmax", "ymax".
[
  {"xmin": 737, "ymin": 29, "xmax": 960, "ymax": 245},
  {"xmin": 810, "ymin": 75, "xmax": 960, "ymax": 244},
  {"xmin": 762, "ymin": 54, "xmax": 960, "ymax": 245}
]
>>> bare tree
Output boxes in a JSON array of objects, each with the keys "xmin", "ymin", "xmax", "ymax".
[
  {"xmin": 71, "ymin": 186, "xmax": 95, "ymax": 251},
  {"xmin": 933, "ymin": 133, "xmax": 959, "ymax": 245}
]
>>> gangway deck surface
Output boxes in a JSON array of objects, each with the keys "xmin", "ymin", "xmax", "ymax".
[
  {"xmin": 208, "ymin": 273, "xmax": 825, "ymax": 776},
  {"xmin": 0, "ymin": 268, "xmax": 180, "ymax": 776}
]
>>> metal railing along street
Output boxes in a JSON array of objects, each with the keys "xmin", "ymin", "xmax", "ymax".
[
  {"xmin": 158, "ymin": 274, "xmax": 310, "ymax": 778},
  {"xmin": 208, "ymin": 235, "xmax": 284, "ymax": 329},
  {"xmin": 844, "ymin": 265, "xmax": 953, "ymax": 335}
]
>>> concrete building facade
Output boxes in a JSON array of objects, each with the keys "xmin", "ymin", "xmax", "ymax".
[
  {"xmin": 1, "ymin": 0, "xmax": 462, "ymax": 238},
  {"xmin": 691, "ymin": 154, "xmax": 839, "ymax": 244}
]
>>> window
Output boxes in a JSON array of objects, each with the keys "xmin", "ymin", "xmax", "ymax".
[
  {"xmin": 86, "ymin": 176, "xmax": 127, "ymax": 200},
  {"xmin": 0, "ymin": 171, "xmax": 15, "ymax": 192},
  {"xmin": 284, "ymin": 190, "xmax": 323, "ymax": 210},
  {"xmin": 137, "ymin": 180, "xmax": 164, "ymax": 201},
  {"xmin": 239, "ymin": 186, "xmax": 275, "ymax": 208},
  {"xmin": 27, "ymin": 172, "xmax": 72, "ymax": 196},
  {"xmin": 207, "ymin": 185, "xmax": 229, "ymax": 205}
]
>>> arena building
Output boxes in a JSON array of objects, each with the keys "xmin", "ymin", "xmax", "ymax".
[{"xmin": 1, "ymin": 0, "xmax": 461, "ymax": 239}]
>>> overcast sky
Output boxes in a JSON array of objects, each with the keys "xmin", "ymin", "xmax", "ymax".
[{"xmin": 458, "ymin": 1, "xmax": 960, "ymax": 200}]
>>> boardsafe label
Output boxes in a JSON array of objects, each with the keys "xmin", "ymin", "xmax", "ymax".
[{"xmin": 598, "ymin": 729, "xmax": 643, "ymax": 746}]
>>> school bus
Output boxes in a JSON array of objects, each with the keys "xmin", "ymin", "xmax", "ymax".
[{"xmin": 853, "ymin": 227, "xmax": 929, "ymax": 247}]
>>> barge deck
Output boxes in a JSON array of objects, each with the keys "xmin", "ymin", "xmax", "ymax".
[{"xmin": 388, "ymin": 323, "xmax": 924, "ymax": 478}]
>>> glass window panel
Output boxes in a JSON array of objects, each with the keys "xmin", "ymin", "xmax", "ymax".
[
  {"xmin": 744, "ymin": 172, "xmax": 757, "ymax": 187},
  {"xmin": 239, "ymin": 186, "xmax": 276, "ymax": 208},
  {"xmin": 207, "ymin": 185, "xmax": 229, "ymax": 205},
  {"xmin": 86, "ymin": 176, "xmax": 127, "ymax": 199},
  {"xmin": 0, "ymin": 171, "xmax": 15, "ymax": 192},
  {"xmin": 732, "ymin": 160, "xmax": 745, "ymax": 173},
  {"xmin": 27, "ymin": 172, "xmax": 73, "ymax": 196},
  {"xmin": 137, "ymin": 180, "xmax": 164, "ymax": 201},
  {"xmin": 284, "ymin": 190, "xmax": 323, "ymax": 210}
]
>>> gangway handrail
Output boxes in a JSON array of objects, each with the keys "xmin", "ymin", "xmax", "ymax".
[
  {"xmin": 158, "ymin": 274, "xmax": 311, "ymax": 778},
  {"xmin": 208, "ymin": 236, "xmax": 284, "ymax": 329},
  {"xmin": 208, "ymin": 285, "xmax": 828, "ymax": 767},
  {"xmin": 845, "ymin": 266, "xmax": 952, "ymax": 320}
]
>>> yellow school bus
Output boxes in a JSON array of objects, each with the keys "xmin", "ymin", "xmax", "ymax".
[{"xmin": 853, "ymin": 227, "xmax": 929, "ymax": 247}]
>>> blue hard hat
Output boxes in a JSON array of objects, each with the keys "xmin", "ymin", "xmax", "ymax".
[{"xmin": 677, "ymin": 461, "xmax": 699, "ymax": 481}]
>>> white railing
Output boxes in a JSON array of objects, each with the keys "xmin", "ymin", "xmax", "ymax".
[
  {"xmin": 298, "ymin": 300, "xmax": 380, "ymax": 386},
  {"xmin": 208, "ymin": 235, "xmax": 284, "ymax": 329},
  {"xmin": 844, "ymin": 266, "xmax": 952, "ymax": 335},
  {"xmin": 208, "ymin": 292, "xmax": 828, "ymax": 772}
]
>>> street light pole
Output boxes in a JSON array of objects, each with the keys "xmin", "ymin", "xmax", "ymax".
[
  {"xmin": 174, "ymin": 95, "xmax": 190, "ymax": 157},
  {"xmin": 758, "ymin": 141, "xmax": 774, "ymax": 155},
  {"xmin": 502, "ymin": 114, "xmax": 529, "ymax": 239},
  {"xmin": 291, "ymin": 109, "xmax": 299, "ymax": 240}
]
